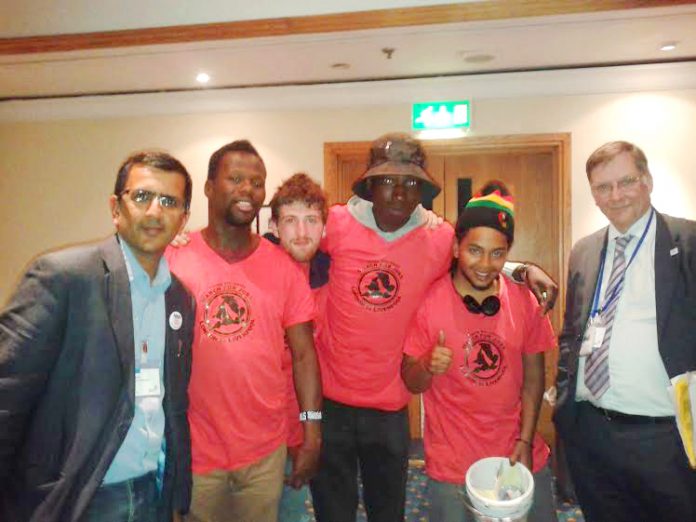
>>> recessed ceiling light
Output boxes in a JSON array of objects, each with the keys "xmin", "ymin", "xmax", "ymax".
[
  {"xmin": 196, "ymin": 72, "xmax": 210, "ymax": 84},
  {"xmin": 660, "ymin": 42, "xmax": 677, "ymax": 51},
  {"xmin": 331, "ymin": 63, "xmax": 350, "ymax": 70}
]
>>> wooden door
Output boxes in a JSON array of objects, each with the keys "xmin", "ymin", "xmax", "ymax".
[{"xmin": 324, "ymin": 134, "xmax": 571, "ymax": 445}]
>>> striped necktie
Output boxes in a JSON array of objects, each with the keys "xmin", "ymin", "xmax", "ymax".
[{"xmin": 584, "ymin": 234, "xmax": 632, "ymax": 398}]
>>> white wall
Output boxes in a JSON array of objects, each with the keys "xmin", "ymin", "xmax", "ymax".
[{"xmin": 1, "ymin": 87, "xmax": 695, "ymax": 303}]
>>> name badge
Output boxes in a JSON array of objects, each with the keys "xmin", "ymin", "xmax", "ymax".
[
  {"xmin": 579, "ymin": 318, "xmax": 605, "ymax": 356},
  {"xmin": 135, "ymin": 367, "xmax": 161, "ymax": 397}
]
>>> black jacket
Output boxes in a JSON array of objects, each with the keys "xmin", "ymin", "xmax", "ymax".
[{"xmin": 0, "ymin": 236, "xmax": 195, "ymax": 522}]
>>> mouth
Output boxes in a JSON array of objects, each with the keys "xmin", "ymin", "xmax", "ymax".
[
  {"xmin": 141, "ymin": 224, "xmax": 164, "ymax": 237},
  {"xmin": 233, "ymin": 200, "xmax": 255, "ymax": 212}
]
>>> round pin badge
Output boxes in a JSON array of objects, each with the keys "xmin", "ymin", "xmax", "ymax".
[{"xmin": 169, "ymin": 311, "xmax": 183, "ymax": 331}]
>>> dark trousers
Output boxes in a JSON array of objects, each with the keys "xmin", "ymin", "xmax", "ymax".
[
  {"xmin": 310, "ymin": 398, "xmax": 410, "ymax": 522},
  {"xmin": 562, "ymin": 401, "xmax": 696, "ymax": 522},
  {"xmin": 80, "ymin": 472, "xmax": 160, "ymax": 522}
]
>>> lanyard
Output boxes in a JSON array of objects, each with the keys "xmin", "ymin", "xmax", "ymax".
[{"xmin": 590, "ymin": 209, "xmax": 654, "ymax": 317}]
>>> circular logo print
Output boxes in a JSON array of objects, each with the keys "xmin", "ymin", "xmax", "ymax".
[
  {"xmin": 353, "ymin": 261, "xmax": 402, "ymax": 311},
  {"xmin": 460, "ymin": 330, "xmax": 507, "ymax": 385},
  {"xmin": 201, "ymin": 283, "xmax": 255, "ymax": 341}
]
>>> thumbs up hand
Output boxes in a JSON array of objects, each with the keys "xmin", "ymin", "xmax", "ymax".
[{"xmin": 427, "ymin": 330, "xmax": 453, "ymax": 375}]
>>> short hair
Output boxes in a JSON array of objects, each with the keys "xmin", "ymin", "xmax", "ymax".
[
  {"xmin": 114, "ymin": 150, "xmax": 192, "ymax": 210},
  {"xmin": 207, "ymin": 139, "xmax": 265, "ymax": 180},
  {"xmin": 269, "ymin": 173, "xmax": 328, "ymax": 222},
  {"xmin": 585, "ymin": 141, "xmax": 650, "ymax": 180}
]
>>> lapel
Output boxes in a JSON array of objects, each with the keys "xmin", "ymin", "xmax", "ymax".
[
  {"xmin": 654, "ymin": 212, "xmax": 678, "ymax": 346},
  {"xmin": 578, "ymin": 228, "xmax": 609, "ymax": 333},
  {"xmin": 163, "ymin": 283, "xmax": 184, "ymax": 388},
  {"xmin": 99, "ymin": 236, "xmax": 135, "ymax": 392}
]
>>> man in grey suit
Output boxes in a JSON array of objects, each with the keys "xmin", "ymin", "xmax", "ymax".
[
  {"xmin": 554, "ymin": 141, "xmax": 696, "ymax": 521},
  {"xmin": 0, "ymin": 151, "xmax": 195, "ymax": 522}
]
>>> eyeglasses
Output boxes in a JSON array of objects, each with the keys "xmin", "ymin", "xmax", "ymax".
[
  {"xmin": 591, "ymin": 175, "xmax": 644, "ymax": 198},
  {"xmin": 372, "ymin": 176, "xmax": 421, "ymax": 189},
  {"xmin": 120, "ymin": 189, "xmax": 185, "ymax": 210}
]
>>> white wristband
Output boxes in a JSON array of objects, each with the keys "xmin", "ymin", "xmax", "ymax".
[{"xmin": 299, "ymin": 410, "xmax": 322, "ymax": 422}]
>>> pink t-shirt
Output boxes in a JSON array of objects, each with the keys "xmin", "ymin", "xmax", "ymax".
[
  {"xmin": 404, "ymin": 275, "xmax": 556, "ymax": 481},
  {"xmin": 317, "ymin": 205, "xmax": 453, "ymax": 411},
  {"xmin": 166, "ymin": 232, "xmax": 315, "ymax": 473}
]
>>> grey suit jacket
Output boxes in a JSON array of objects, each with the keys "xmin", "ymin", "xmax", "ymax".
[
  {"xmin": 554, "ymin": 210, "xmax": 696, "ymax": 432},
  {"xmin": 0, "ymin": 235, "xmax": 195, "ymax": 522}
]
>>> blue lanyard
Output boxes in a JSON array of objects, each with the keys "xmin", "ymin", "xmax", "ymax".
[{"xmin": 590, "ymin": 209, "xmax": 654, "ymax": 317}]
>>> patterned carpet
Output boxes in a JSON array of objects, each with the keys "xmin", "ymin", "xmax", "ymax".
[{"xmin": 304, "ymin": 459, "xmax": 584, "ymax": 521}]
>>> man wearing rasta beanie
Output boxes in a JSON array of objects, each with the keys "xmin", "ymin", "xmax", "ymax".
[{"xmin": 402, "ymin": 181, "xmax": 559, "ymax": 522}]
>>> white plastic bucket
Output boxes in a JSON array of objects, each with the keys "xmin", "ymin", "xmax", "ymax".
[{"xmin": 465, "ymin": 457, "xmax": 534, "ymax": 519}]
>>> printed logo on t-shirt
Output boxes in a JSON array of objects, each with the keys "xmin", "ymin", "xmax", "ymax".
[
  {"xmin": 200, "ymin": 282, "xmax": 256, "ymax": 342},
  {"xmin": 352, "ymin": 261, "xmax": 403, "ymax": 311},
  {"xmin": 459, "ymin": 330, "xmax": 507, "ymax": 386}
]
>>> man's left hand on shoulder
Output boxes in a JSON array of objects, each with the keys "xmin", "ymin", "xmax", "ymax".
[{"xmin": 517, "ymin": 263, "xmax": 558, "ymax": 315}]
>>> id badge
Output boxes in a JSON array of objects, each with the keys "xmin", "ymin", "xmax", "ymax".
[
  {"xmin": 135, "ymin": 367, "xmax": 161, "ymax": 397},
  {"xmin": 579, "ymin": 317, "xmax": 605, "ymax": 357}
]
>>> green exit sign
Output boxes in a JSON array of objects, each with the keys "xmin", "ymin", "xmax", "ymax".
[{"xmin": 412, "ymin": 100, "xmax": 471, "ymax": 130}]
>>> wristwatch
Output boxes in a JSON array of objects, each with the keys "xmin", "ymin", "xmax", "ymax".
[{"xmin": 299, "ymin": 410, "xmax": 322, "ymax": 422}]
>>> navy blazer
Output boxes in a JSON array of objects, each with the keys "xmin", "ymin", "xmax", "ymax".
[
  {"xmin": 0, "ymin": 236, "xmax": 195, "ymax": 522},
  {"xmin": 554, "ymin": 211, "xmax": 696, "ymax": 432}
]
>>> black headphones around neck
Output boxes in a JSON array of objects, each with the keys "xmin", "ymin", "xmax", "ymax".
[{"xmin": 462, "ymin": 294, "xmax": 501, "ymax": 316}]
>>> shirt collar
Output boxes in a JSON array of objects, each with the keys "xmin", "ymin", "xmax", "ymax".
[
  {"xmin": 346, "ymin": 195, "xmax": 426, "ymax": 241},
  {"xmin": 118, "ymin": 235, "xmax": 172, "ymax": 292}
]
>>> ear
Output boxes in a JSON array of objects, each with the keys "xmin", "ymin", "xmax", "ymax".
[
  {"xmin": 269, "ymin": 219, "xmax": 279, "ymax": 236},
  {"xmin": 451, "ymin": 237, "xmax": 459, "ymax": 259},
  {"xmin": 644, "ymin": 173, "xmax": 654, "ymax": 193},
  {"xmin": 109, "ymin": 195, "xmax": 121, "ymax": 227},
  {"xmin": 177, "ymin": 210, "xmax": 191, "ymax": 235},
  {"xmin": 204, "ymin": 179, "xmax": 213, "ymax": 199}
]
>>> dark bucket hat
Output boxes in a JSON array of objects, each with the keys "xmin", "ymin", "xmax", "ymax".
[{"xmin": 352, "ymin": 133, "xmax": 442, "ymax": 204}]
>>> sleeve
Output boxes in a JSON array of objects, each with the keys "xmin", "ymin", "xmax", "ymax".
[
  {"xmin": 430, "ymin": 224, "xmax": 455, "ymax": 280},
  {"xmin": 0, "ymin": 255, "xmax": 68, "ymax": 482},
  {"xmin": 283, "ymin": 261, "xmax": 316, "ymax": 328},
  {"xmin": 556, "ymin": 246, "xmax": 581, "ymax": 393},
  {"xmin": 319, "ymin": 205, "xmax": 341, "ymax": 256},
  {"xmin": 522, "ymin": 289, "xmax": 557, "ymax": 354},
  {"xmin": 403, "ymin": 296, "xmax": 435, "ymax": 359}
]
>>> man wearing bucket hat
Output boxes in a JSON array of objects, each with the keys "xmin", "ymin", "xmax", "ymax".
[
  {"xmin": 310, "ymin": 134, "xmax": 559, "ymax": 522},
  {"xmin": 401, "ymin": 181, "xmax": 558, "ymax": 522}
]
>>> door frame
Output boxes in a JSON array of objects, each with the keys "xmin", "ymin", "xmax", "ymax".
[{"xmin": 324, "ymin": 132, "xmax": 572, "ymax": 439}]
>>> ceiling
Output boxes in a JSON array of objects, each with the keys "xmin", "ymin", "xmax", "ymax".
[{"xmin": 1, "ymin": 1, "xmax": 695, "ymax": 102}]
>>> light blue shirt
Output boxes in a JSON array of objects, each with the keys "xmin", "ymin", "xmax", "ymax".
[
  {"xmin": 103, "ymin": 237, "xmax": 171, "ymax": 484},
  {"xmin": 576, "ymin": 208, "xmax": 673, "ymax": 416}
]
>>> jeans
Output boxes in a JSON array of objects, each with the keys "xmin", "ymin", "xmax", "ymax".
[
  {"xmin": 279, "ymin": 456, "xmax": 312, "ymax": 522},
  {"xmin": 310, "ymin": 398, "xmax": 410, "ymax": 522},
  {"xmin": 80, "ymin": 472, "xmax": 159, "ymax": 522}
]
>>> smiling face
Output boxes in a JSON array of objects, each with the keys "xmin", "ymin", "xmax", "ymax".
[
  {"xmin": 205, "ymin": 151, "xmax": 266, "ymax": 227},
  {"xmin": 589, "ymin": 151, "xmax": 653, "ymax": 233},
  {"xmin": 369, "ymin": 175, "xmax": 422, "ymax": 232},
  {"xmin": 110, "ymin": 165, "xmax": 189, "ymax": 270},
  {"xmin": 453, "ymin": 226, "xmax": 509, "ymax": 293},
  {"xmin": 273, "ymin": 201, "xmax": 325, "ymax": 263}
]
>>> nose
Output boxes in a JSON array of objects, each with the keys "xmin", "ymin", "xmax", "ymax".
[
  {"xmin": 297, "ymin": 219, "xmax": 308, "ymax": 236},
  {"xmin": 607, "ymin": 183, "xmax": 623, "ymax": 201},
  {"xmin": 145, "ymin": 197, "xmax": 164, "ymax": 216},
  {"xmin": 392, "ymin": 183, "xmax": 406, "ymax": 200}
]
